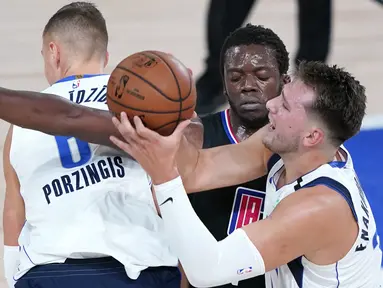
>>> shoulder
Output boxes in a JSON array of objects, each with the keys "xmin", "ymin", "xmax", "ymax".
[{"xmin": 273, "ymin": 185, "xmax": 356, "ymax": 235}]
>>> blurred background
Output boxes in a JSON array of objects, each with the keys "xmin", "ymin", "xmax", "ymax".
[{"xmin": 0, "ymin": 0, "xmax": 382, "ymax": 286}]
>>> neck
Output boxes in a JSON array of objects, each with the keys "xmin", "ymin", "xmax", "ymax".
[
  {"xmin": 228, "ymin": 109, "xmax": 260, "ymax": 142},
  {"xmin": 281, "ymin": 149, "xmax": 337, "ymax": 185},
  {"xmin": 61, "ymin": 60, "xmax": 105, "ymax": 80}
]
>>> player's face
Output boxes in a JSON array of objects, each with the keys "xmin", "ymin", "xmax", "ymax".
[
  {"xmin": 224, "ymin": 44, "xmax": 285, "ymax": 129},
  {"xmin": 41, "ymin": 38, "xmax": 61, "ymax": 85},
  {"xmin": 262, "ymin": 80, "xmax": 315, "ymax": 154}
]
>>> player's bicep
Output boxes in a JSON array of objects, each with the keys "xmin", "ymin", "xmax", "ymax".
[
  {"xmin": 243, "ymin": 186, "xmax": 354, "ymax": 271},
  {"xmin": 184, "ymin": 128, "xmax": 270, "ymax": 193},
  {"xmin": 3, "ymin": 126, "xmax": 25, "ymax": 246}
]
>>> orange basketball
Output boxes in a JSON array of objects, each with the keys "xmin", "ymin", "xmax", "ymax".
[{"xmin": 107, "ymin": 51, "xmax": 196, "ymax": 136}]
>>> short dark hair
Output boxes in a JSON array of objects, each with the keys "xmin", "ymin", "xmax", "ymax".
[
  {"xmin": 296, "ymin": 61, "xmax": 366, "ymax": 145},
  {"xmin": 43, "ymin": 2, "xmax": 108, "ymax": 58},
  {"xmin": 220, "ymin": 24, "xmax": 290, "ymax": 77}
]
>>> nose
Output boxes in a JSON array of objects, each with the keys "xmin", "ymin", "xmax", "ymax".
[
  {"xmin": 242, "ymin": 75, "xmax": 259, "ymax": 92},
  {"xmin": 266, "ymin": 97, "xmax": 277, "ymax": 114}
]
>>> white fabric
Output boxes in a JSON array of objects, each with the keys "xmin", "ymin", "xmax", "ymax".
[
  {"xmin": 3, "ymin": 246, "xmax": 19, "ymax": 288},
  {"xmin": 154, "ymin": 176, "xmax": 265, "ymax": 287},
  {"xmin": 264, "ymin": 147, "xmax": 382, "ymax": 288},
  {"xmin": 10, "ymin": 75, "xmax": 178, "ymax": 281}
]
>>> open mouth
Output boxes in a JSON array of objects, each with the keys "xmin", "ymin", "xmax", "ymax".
[{"xmin": 269, "ymin": 117, "xmax": 276, "ymax": 130}]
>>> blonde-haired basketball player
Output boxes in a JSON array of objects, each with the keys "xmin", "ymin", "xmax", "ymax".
[{"xmin": 3, "ymin": 2, "xmax": 180, "ymax": 288}]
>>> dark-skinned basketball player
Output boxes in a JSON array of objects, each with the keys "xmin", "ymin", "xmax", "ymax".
[{"xmin": 182, "ymin": 24, "xmax": 290, "ymax": 288}]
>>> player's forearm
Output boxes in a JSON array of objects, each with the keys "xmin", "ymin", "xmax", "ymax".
[
  {"xmin": 0, "ymin": 87, "xmax": 119, "ymax": 147},
  {"xmin": 154, "ymin": 177, "xmax": 265, "ymax": 287},
  {"xmin": 191, "ymin": 128, "xmax": 273, "ymax": 192},
  {"xmin": 184, "ymin": 143, "xmax": 267, "ymax": 193}
]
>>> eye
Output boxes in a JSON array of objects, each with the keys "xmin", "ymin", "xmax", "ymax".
[
  {"xmin": 258, "ymin": 76, "xmax": 270, "ymax": 81},
  {"xmin": 230, "ymin": 73, "xmax": 242, "ymax": 82},
  {"xmin": 255, "ymin": 71, "xmax": 271, "ymax": 81}
]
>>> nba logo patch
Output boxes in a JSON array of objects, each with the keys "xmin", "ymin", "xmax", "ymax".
[
  {"xmin": 227, "ymin": 187, "xmax": 266, "ymax": 235},
  {"xmin": 72, "ymin": 80, "xmax": 80, "ymax": 89},
  {"xmin": 237, "ymin": 266, "xmax": 253, "ymax": 275}
]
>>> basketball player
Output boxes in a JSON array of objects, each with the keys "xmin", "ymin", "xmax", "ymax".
[
  {"xmin": 185, "ymin": 24, "xmax": 290, "ymax": 288},
  {"xmin": 3, "ymin": 2, "xmax": 179, "ymax": 288},
  {"xmin": 109, "ymin": 61, "xmax": 382, "ymax": 287}
]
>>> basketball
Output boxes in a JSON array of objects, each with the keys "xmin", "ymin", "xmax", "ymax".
[{"xmin": 106, "ymin": 51, "xmax": 196, "ymax": 136}]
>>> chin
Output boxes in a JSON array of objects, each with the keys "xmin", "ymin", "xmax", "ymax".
[
  {"xmin": 238, "ymin": 113, "xmax": 269, "ymax": 130},
  {"xmin": 262, "ymin": 134, "xmax": 273, "ymax": 150}
]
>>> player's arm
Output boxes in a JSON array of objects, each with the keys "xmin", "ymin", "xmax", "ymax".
[
  {"xmin": 154, "ymin": 177, "xmax": 356, "ymax": 287},
  {"xmin": 3, "ymin": 126, "xmax": 24, "ymax": 287},
  {"xmin": 179, "ymin": 126, "xmax": 273, "ymax": 193},
  {"xmin": 0, "ymin": 87, "xmax": 117, "ymax": 147},
  {"xmin": 0, "ymin": 88, "xmax": 203, "ymax": 150}
]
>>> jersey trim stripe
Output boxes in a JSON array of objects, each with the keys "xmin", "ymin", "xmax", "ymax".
[
  {"xmin": 301, "ymin": 176, "xmax": 358, "ymax": 221},
  {"xmin": 287, "ymin": 256, "xmax": 304, "ymax": 288},
  {"xmin": 54, "ymin": 74, "xmax": 108, "ymax": 84},
  {"xmin": 220, "ymin": 109, "xmax": 239, "ymax": 144},
  {"xmin": 335, "ymin": 261, "xmax": 340, "ymax": 287}
]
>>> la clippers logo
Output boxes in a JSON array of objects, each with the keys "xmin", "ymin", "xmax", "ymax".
[{"xmin": 227, "ymin": 187, "xmax": 266, "ymax": 235}]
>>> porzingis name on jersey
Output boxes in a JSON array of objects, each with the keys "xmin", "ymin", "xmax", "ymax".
[
  {"xmin": 42, "ymin": 155, "xmax": 125, "ymax": 205},
  {"xmin": 68, "ymin": 84, "xmax": 107, "ymax": 104}
]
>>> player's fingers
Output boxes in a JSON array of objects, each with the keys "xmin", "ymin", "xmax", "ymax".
[
  {"xmin": 173, "ymin": 119, "xmax": 191, "ymax": 138},
  {"xmin": 115, "ymin": 112, "xmax": 142, "ymax": 143},
  {"xmin": 109, "ymin": 136, "xmax": 133, "ymax": 155},
  {"xmin": 133, "ymin": 116, "xmax": 160, "ymax": 141},
  {"xmin": 112, "ymin": 116, "xmax": 129, "ymax": 138},
  {"xmin": 112, "ymin": 116, "xmax": 138, "ymax": 146}
]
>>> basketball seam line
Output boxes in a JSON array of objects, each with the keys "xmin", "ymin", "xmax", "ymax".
[
  {"xmin": 152, "ymin": 118, "xmax": 188, "ymax": 131},
  {"xmin": 148, "ymin": 51, "xmax": 183, "ymax": 131},
  {"xmin": 106, "ymin": 94, "xmax": 195, "ymax": 114},
  {"xmin": 115, "ymin": 65, "xmax": 182, "ymax": 103}
]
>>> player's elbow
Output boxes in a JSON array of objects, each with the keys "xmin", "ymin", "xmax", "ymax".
[{"xmin": 3, "ymin": 208, "xmax": 24, "ymax": 229}]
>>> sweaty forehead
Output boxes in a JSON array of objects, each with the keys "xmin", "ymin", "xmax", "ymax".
[{"xmin": 224, "ymin": 44, "xmax": 278, "ymax": 70}]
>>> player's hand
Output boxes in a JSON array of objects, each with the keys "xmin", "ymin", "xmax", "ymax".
[
  {"xmin": 110, "ymin": 112, "xmax": 190, "ymax": 185},
  {"xmin": 184, "ymin": 112, "xmax": 203, "ymax": 149}
]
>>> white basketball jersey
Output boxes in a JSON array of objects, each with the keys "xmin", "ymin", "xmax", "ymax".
[
  {"xmin": 10, "ymin": 74, "xmax": 178, "ymax": 280},
  {"xmin": 264, "ymin": 147, "xmax": 382, "ymax": 288}
]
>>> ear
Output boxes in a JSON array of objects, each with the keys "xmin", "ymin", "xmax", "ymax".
[
  {"xmin": 303, "ymin": 127, "xmax": 325, "ymax": 148},
  {"xmin": 222, "ymin": 69, "xmax": 229, "ymax": 98},
  {"xmin": 49, "ymin": 42, "xmax": 60, "ymax": 68},
  {"xmin": 282, "ymin": 74, "xmax": 291, "ymax": 84},
  {"xmin": 104, "ymin": 51, "xmax": 109, "ymax": 68}
]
